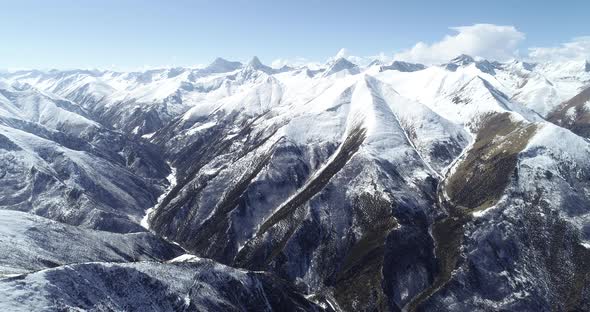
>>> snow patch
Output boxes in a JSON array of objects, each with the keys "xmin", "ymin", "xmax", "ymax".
[
  {"xmin": 141, "ymin": 132, "xmax": 156, "ymax": 139},
  {"xmin": 185, "ymin": 121, "xmax": 216, "ymax": 136},
  {"xmin": 473, "ymin": 205, "xmax": 497, "ymax": 217},
  {"xmin": 141, "ymin": 163, "xmax": 177, "ymax": 229},
  {"xmin": 168, "ymin": 254, "xmax": 203, "ymax": 263}
]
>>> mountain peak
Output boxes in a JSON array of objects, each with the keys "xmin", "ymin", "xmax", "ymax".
[
  {"xmin": 520, "ymin": 60, "xmax": 537, "ymax": 71},
  {"xmin": 443, "ymin": 54, "xmax": 497, "ymax": 74},
  {"xmin": 248, "ymin": 56, "xmax": 263, "ymax": 67},
  {"xmin": 201, "ymin": 57, "xmax": 242, "ymax": 74},
  {"xmin": 212, "ymin": 57, "xmax": 228, "ymax": 63},
  {"xmin": 209, "ymin": 57, "xmax": 233, "ymax": 66},
  {"xmin": 443, "ymin": 54, "xmax": 476, "ymax": 71},
  {"xmin": 585, "ymin": 60, "xmax": 590, "ymax": 72},
  {"xmin": 322, "ymin": 58, "xmax": 360, "ymax": 76},
  {"xmin": 246, "ymin": 56, "xmax": 275, "ymax": 74},
  {"xmin": 380, "ymin": 60, "xmax": 426, "ymax": 72},
  {"xmin": 330, "ymin": 57, "xmax": 358, "ymax": 71},
  {"xmin": 450, "ymin": 54, "xmax": 475, "ymax": 64},
  {"xmin": 332, "ymin": 57, "xmax": 354, "ymax": 65}
]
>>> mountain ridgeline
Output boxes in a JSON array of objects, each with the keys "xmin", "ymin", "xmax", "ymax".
[{"xmin": 0, "ymin": 55, "xmax": 589, "ymax": 311}]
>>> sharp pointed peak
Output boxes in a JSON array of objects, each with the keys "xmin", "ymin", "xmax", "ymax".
[
  {"xmin": 329, "ymin": 57, "xmax": 358, "ymax": 68},
  {"xmin": 248, "ymin": 56, "xmax": 263, "ymax": 66},
  {"xmin": 247, "ymin": 56, "xmax": 266, "ymax": 69},
  {"xmin": 245, "ymin": 56, "xmax": 276, "ymax": 74},
  {"xmin": 323, "ymin": 58, "xmax": 359, "ymax": 77}
]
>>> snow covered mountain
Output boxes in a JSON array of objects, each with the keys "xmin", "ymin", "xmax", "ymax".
[{"xmin": 1, "ymin": 54, "xmax": 590, "ymax": 311}]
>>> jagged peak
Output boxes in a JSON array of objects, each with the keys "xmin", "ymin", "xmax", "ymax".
[
  {"xmin": 443, "ymin": 54, "xmax": 498, "ymax": 74},
  {"xmin": 443, "ymin": 54, "xmax": 476, "ymax": 72},
  {"xmin": 323, "ymin": 57, "xmax": 360, "ymax": 76},
  {"xmin": 245, "ymin": 56, "xmax": 276, "ymax": 74},
  {"xmin": 503, "ymin": 59, "xmax": 537, "ymax": 71},
  {"xmin": 331, "ymin": 57, "xmax": 357, "ymax": 67},
  {"xmin": 274, "ymin": 65, "xmax": 294, "ymax": 74},
  {"xmin": 10, "ymin": 81, "xmax": 35, "ymax": 92},
  {"xmin": 248, "ymin": 56, "xmax": 263, "ymax": 68},
  {"xmin": 450, "ymin": 54, "xmax": 476, "ymax": 65},
  {"xmin": 380, "ymin": 60, "xmax": 426, "ymax": 73},
  {"xmin": 474, "ymin": 59, "xmax": 496, "ymax": 75},
  {"xmin": 519, "ymin": 60, "xmax": 537, "ymax": 71}
]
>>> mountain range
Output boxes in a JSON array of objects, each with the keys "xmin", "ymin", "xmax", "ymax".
[{"xmin": 0, "ymin": 54, "xmax": 589, "ymax": 311}]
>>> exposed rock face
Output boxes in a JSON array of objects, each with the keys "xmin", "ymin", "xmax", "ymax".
[
  {"xmin": 445, "ymin": 113, "xmax": 538, "ymax": 211},
  {"xmin": 408, "ymin": 118, "xmax": 590, "ymax": 311},
  {"xmin": 380, "ymin": 61, "xmax": 426, "ymax": 73},
  {"xmin": 547, "ymin": 86, "xmax": 590, "ymax": 138}
]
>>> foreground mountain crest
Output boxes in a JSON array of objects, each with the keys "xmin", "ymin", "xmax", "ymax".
[{"xmin": 0, "ymin": 54, "xmax": 590, "ymax": 311}]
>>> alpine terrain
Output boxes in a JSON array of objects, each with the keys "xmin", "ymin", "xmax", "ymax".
[{"xmin": 0, "ymin": 54, "xmax": 590, "ymax": 311}]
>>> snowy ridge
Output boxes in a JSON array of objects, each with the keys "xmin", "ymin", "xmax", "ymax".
[{"xmin": 3, "ymin": 56, "xmax": 587, "ymax": 136}]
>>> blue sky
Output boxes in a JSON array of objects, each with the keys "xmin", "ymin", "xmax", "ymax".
[{"xmin": 1, "ymin": 0, "xmax": 589, "ymax": 69}]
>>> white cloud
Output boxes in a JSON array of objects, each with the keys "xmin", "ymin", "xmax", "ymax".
[
  {"xmin": 394, "ymin": 24, "xmax": 525, "ymax": 64},
  {"xmin": 273, "ymin": 27, "xmax": 589, "ymax": 70},
  {"xmin": 528, "ymin": 37, "xmax": 590, "ymax": 62}
]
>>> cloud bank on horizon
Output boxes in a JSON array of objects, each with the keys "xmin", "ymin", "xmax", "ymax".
[
  {"xmin": 273, "ymin": 24, "xmax": 590, "ymax": 68},
  {"xmin": 393, "ymin": 24, "xmax": 525, "ymax": 64},
  {"xmin": 529, "ymin": 36, "xmax": 590, "ymax": 62}
]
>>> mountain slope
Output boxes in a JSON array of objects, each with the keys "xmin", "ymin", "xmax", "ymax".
[
  {"xmin": 0, "ymin": 82, "xmax": 169, "ymax": 233},
  {"xmin": 144, "ymin": 72, "xmax": 469, "ymax": 310},
  {"xmin": 547, "ymin": 85, "xmax": 590, "ymax": 138},
  {"xmin": 0, "ymin": 210, "xmax": 181, "ymax": 276},
  {"xmin": 0, "ymin": 259, "xmax": 324, "ymax": 312}
]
